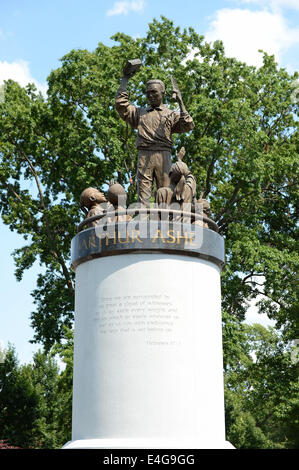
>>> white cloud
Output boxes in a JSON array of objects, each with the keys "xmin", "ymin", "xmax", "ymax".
[
  {"xmin": 106, "ymin": 0, "xmax": 145, "ymax": 16},
  {"xmin": 244, "ymin": 300, "xmax": 276, "ymax": 328},
  {"xmin": 0, "ymin": 59, "xmax": 47, "ymax": 97},
  {"xmin": 240, "ymin": 0, "xmax": 299, "ymax": 10},
  {"xmin": 242, "ymin": 276, "xmax": 276, "ymax": 328},
  {"xmin": 205, "ymin": 8, "xmax": 299, "ymax": 67}
]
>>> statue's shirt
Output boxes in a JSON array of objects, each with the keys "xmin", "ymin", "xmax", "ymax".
[{"xmin": 115, "ymin": 91, "xmax": 194, "ymax": 151}]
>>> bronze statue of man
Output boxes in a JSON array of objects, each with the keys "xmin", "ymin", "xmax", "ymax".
[{"xmin": 115, "ymin": 62, "xmax": 194, "ymax": 207}]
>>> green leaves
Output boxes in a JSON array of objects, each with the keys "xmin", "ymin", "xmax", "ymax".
[
  {"xmin": 223, "ymin": 320, "xmax": 299, "ymax": 448},
  {"xmin": 0, "ymin": 346, "xmax": 71, "ymax": 448}
]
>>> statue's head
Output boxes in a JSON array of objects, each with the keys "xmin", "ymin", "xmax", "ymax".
[
  {"xmin": 107, "ymin": 180, "xmax": 127, "ymax": 207},
  {"xmin": 146, "ymin": 80, "xmax": 165, "ymax": 108},
  {"xmin": 197, "ymin": 198, "xmax": 211, "ymax": 214},
  {"xmin": 80, "ymin": 187, "xmax": 106, "ymax": 209}
]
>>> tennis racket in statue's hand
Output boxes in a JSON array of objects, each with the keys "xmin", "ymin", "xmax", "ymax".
[{"xmin": 171, "ymin": 75, "xmax": 182, "ymax": 102}]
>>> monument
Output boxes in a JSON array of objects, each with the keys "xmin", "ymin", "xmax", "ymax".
[{"xmin": 63, "ymin": 60, "xmax": 233, "ymax": 449}]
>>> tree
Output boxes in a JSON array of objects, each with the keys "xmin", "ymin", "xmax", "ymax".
[
  {"xmin": 0, "ymin": 346, "xmax": 42, "ymax": 447},
  {"xmin": 223, "ymin": 317, "xmax": 299, "ymax": 448},
  {"xmin": 50, "ymin": 326, "xmax": 73, "ymax": 445},
  {"xmin": 0, "ymin": 344, "xmax": 71, "ymax": 448}
]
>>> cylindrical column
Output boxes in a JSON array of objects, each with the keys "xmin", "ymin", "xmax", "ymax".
[{"xmin": 63, "ymin": 224, "xmax": 233, "ymax": 448}]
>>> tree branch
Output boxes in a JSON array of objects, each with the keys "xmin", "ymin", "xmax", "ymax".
[
  {"xmin": 256, "ymin": 411, "xmax": 274, "ymax": 429},
  {"xmin": 7, "ymin": 136, "xmax": 74, "ymax": 296},
  {"xmin": 202, "ymin": 134, "xmax": 223, "ymax": 199},
  {"xmin": 0, "ymin": 179, "xmax": 23, "ymax": 203},
  {"xmin": 215, "ymin": 182, "xmax": 242, "ymax": 224},
  {"xmin": 252, "ymin": 289, "xmax": 286, "ymax": 309}
]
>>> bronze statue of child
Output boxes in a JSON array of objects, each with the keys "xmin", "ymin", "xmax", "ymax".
[
  {"xmin": 80, "ymin": 187, "xmax": 107, "ymax": 227},
  {"xmin": 107, "ymin": 180, "xmax": 131, "ymax": 222},
  {"xmin": 192, "ymin": 198, "xmax": 211, "ymax": 228},
  {"xmin": 156, "ymin": 147, "xmax": 196, "ymax": 220}
]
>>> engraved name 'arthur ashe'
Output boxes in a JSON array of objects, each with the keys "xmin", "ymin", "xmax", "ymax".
[
  {"xmin": 93, "ymin": 293, "xmax": 182, "ymax": 347},
  {"xmin": 79, "ymin": 228, "xmax": 196, "ymax": 251}
]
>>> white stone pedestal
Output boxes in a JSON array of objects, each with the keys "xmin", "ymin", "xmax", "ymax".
[{"xmin": 63, "ymin": 249, "xmax": 233, "ymax": 449}]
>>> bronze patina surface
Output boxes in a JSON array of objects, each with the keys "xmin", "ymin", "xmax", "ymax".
[{"xmin": 115, "ymin": 60, "xmax": 194, "ymax": 206}]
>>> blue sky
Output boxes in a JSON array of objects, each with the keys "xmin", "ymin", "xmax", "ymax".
[{"xmin": 1, "ymin": 0, "xmax": 298, "ymax": 364}]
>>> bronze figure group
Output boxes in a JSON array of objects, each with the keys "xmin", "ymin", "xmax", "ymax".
[{"xmin": 80, "ymin": 59, "xmax": 211, "ymax": 228}]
